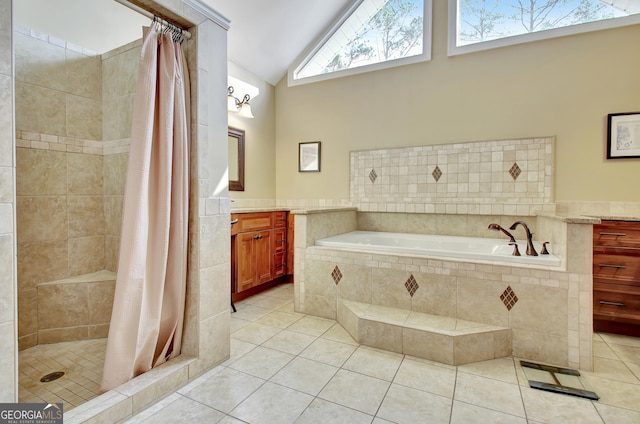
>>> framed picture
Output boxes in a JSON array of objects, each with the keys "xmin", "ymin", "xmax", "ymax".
[
  {"xmin": 607, "ymin": 112, "xmax": 640, "ymax": 159},
  {"xmin": 299, "ymin": 141, "xmax": 321, "ymax": 172}
]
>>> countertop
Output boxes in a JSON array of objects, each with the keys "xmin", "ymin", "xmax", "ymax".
[{"xmin": 231, "ymin": 207, "xmax": 357, "ymax": 215}]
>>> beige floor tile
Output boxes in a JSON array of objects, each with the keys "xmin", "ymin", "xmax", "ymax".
[
  {"xmin": 299, "ymin": 338, "xmax": 357, "ymax": 367},
  {"xmin": 255, "ymin": 310, "xmax": 304, "ymax": 329},
  {"xmin": 393, "ymin": 357, "xmax": 456, "ymax": 398},
  {"xmin": 342, "ymin": 346, "xmax": 403, "ymax": 381},
  {"xmin": 182, "ymin": 367, "xmax": 264, "ymax": 414},
  {"xmin": 230, "ymin": 322, "xmax": 282, "ymax": 345},
  {"xmin": 319, "ymin": 369, "xmax": 390, "ymax": 415},
  {"xmin": 230, "ymin": 304, "xmax": 273, "ymax": 322},
  {"xmin": 584, "ymin": 374, "xmax": 640, "ymax": 412},
  {"xmin": 230, "ymin": 382, "xmax": 313, "ymax": 424},
  {"xmin": 251, "ymin": 295, "xmax": 293, "ymax": 310},
  {"xmin": 454, "ymin": 371, "xmax": 525, "ymax": 417},
  {"xmin": 229, "ymin": 316, "xmax": 251, "ymax": 333},
  {"xmin": 321, "ymin": 323, "xmax": 359, "ymax": 346},
  {"xmin": 270, "ymin": 357, "xmax": 338, "ymax": 396},
  {"xmin": 261, "ymin": 329, "xmax": 317, "ymax": 355},
  {"xmin": 228, "ymin": 346, "xmax": 294, "ymax": 380},
  {"xmin": 608, "ymin": 343, "xmax": 640, "ymax": 366},
  {"xmin": 588, "ymin": 356, "xmax": 640, "ymax": 384},
  {"xmin": 458, "ymin": 357, "xmax": 518, "ymax": 385},
  {"xmin": 296, "ymin": 398, "xmax": 374, "ymax": 424},
  {"xmin": 599, "ymin": 333, "xmax": 640, "ymax": 348},
  {"xmin": 521, "ymin": 386, "xmax": 603, "ymax": 423},
  {"xmin": 377, "ymin": 383, "xmax": 452, "ymax": 424},
  {"xmin": 288, "ymin": 315, "xmax": 336, "ymax": 336},
  {"xmin": 450, "ymin": 400, "xmax": 526, "ymax": 424},
  {"xmin": 594, "ymin": 403, "xmax": 640, "ymax": 424},
  {"xmin": 141, "ymin": 395, "xmax": 225, "ymax": 423},
  {"xmin": 593, "ymin": 339, "xmax": 619, "ymax": 360},
  {"xmin": 221, "ymin": 338, "xmax": 258, "ymax": 366}
]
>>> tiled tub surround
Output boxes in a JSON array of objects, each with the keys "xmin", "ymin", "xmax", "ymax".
[
  {"xmin": 294, "ymin": 209, "xmax": 595, "ymax": 371},
  {"xmin": 351, "ymin": 137, "xmax": 556, "ymax": 216}
]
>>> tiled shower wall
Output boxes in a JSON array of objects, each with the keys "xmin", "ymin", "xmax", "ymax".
[
  {"xmin": 14, "ymin": 28, "xmax": 136, "ymax": 349},
  {"xmin": 351, "ymin": 137, "xmax": 555, "ymax": 215},
  {"xmin": 0, "ymin": 0, "xmax": 17, "ymax": 402}
]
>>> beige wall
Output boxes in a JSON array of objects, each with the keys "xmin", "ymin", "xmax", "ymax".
[
  {"xmin": 275, "ymin": 1, "xmax": 640, "ymax": 203},
  {"xmin": 228, "ymin": 62, "xmax": 276, "ymax": 201}
]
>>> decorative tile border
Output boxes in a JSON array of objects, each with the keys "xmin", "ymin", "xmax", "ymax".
[{"xmin": 16, "ymin": 131, "xmax": 130, "ymax": 155}]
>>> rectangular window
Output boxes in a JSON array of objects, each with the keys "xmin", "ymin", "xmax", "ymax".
[{"xmin": 449, "ymin": 0, "xmax": 640, "ymax": 56}]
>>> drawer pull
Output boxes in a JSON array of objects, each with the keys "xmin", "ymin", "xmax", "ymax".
[
  {"xmin": 599, "ymin": 232, "xmax": 627, "ymax": 237},
  {"xmin": 599, "ymin": 301, "xmax": 626, "ymax": 307},
  {"xmin": 598, "ymin": 264, "xmax": 626, "ymax": 269},
  {"xmin": 253, "ymin": 235, "xmax": 263, "ymax": 240},
  {"xmin": 230, "ymin": 219, "xmax": 239, "ymax": 225}
]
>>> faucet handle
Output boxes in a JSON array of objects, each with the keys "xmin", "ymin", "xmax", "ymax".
[
  {"xmin": 509, "ymin": 242, "xmax": 521, "ymax": 256},
  {"xmin": 541, "ymin": 242, "xmax": 550, "ymax": 255}
]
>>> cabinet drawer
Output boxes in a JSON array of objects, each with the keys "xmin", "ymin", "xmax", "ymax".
[
  {"xmin": 594, "ymin": 221, "xmax": 640, "ymax": 248},
  {"xmin": 232, "ymin": 212, "xmax": 273, "ymax": 235},
  {"xmin": 272, "ymin": 228, "xmax": 287, "ymax": 253},
  {"xmin": 594, "ymin": 283, "xmax": 640, "ymax": 324},
  {"xmin": 274, "ymin": 211, "xmax": 288, "ymax": 228},
  {"xmin": 593, "ymin": 253, "xmax": 640, "ymax": 285}
]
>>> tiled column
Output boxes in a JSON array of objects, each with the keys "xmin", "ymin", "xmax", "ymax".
[{"xmin": 0, "ymin": 0, "xmax": 18, "ymax": 402}]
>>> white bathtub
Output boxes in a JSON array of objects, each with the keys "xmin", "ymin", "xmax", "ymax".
[{"xmin": 315, "ymin": 231, "xmax": 561, "ymax": 267}]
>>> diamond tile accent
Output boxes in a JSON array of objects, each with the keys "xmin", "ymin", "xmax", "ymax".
[
  {"xmin": 500, "ymin": 286, "xmax": 518, "ymax": 311},
  {"xmin": 509, "ymin": 163, "xmax": 521, "ymax": 180},
  {"xmin": 369, "ymin": 169, "xmax": 378, "ymax": 183},
  {"xmin": 405, "ymin": 274, "xmax": 419, "ymax": 297},
  {"xmin": 331, "ymin": 266, "xmax": 343, "ymax": 285},
  {"xmin": 432, "ymin": 166, "xmax": 442, "ymax": 182}
]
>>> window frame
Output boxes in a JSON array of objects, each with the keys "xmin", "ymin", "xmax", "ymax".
[
  {"xmin": 448, "ymin": 0, "xmax": 640, "ymax": 57},
  {"xmin": 288, "ymin": 0, "xmax": 432, "ymax": 87}
]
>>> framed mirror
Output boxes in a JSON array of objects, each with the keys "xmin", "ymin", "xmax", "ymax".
[{"xmin": 228, "ymin": 127, "xmax": 245, "ymax": 191}]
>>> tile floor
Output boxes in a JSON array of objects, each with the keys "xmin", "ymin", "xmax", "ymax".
[
  {"xmin": 19, "ymin": 338, "xmax": 106, "ymax": 409},
  {"xmin": 124, "ymin": 282, "xmax": 640, "ymax": 424},
  {"xmin": 17, "ymin": 282, "xmax": 640, "ymax": 423}
]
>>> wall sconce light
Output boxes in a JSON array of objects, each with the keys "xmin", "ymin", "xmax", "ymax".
[{"xmin": 227, "ymin": 86, "xmax": 254, "ymax": 118}]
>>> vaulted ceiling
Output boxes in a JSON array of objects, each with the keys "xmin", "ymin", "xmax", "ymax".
[{"xmin": 14, "ymin": 0, "xmax": 640, "ymax": 87}]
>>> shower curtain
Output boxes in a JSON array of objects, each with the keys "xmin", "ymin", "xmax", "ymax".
[{"xmin": 101, "ymin": 24, "xmax": 190, "ymax": 392}]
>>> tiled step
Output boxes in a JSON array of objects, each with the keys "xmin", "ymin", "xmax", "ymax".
[{"xmin": 337, "ymin": 299, "xmax": 511, "ymax": 365}]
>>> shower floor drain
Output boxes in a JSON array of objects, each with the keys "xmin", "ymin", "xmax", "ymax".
[{"xmin": 40, "ymin": 371, "xmax": 65, "ymax": 383}]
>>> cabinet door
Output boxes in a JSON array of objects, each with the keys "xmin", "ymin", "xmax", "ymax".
[
  {"xmin": 236, "ymin": 232, "xmax": 257, "ymax": 292},
  {"xmin": 255, "ymin": 230, "xmax": 273, "ymax": 284}
]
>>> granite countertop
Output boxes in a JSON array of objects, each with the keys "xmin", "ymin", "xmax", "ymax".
[
  {"xmin": 230, "ymin": 206, "xmax": 358, "ymax": 215},
  {"xmin": 538, "ymin": 213, "xmax": 640, "ymax": 224},
  {"xmin": 230, "ymin": 207, "xmax": 291, "ymax": 213}
]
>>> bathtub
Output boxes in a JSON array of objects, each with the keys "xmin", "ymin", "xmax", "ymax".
[{"xmin": 315, "ymin": 231, "xmax": 561, "ymax": 267}]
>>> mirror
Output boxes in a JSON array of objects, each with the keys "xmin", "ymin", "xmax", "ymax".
[{"xmin": 228, "ymin": 127, "xmax": 245, "ymax": 191}]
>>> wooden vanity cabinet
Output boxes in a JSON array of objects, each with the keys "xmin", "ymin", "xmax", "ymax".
[
  {"xmin": 231, "ymin": 211, "xmax": 290, "ymax": 297},
  {"xmin": 593, "ymin": 220, "xmax": 640, "ymax": 336}
]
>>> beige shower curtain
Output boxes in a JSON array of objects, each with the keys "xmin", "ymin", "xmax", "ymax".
[{"xmin": 101, "ymin": 24, "xmax": 190, "ymax": 392}]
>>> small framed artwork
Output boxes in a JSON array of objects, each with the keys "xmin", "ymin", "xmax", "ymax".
[
  {"xmin": 607, "ymin": 112, "xmax": 640, "ymax": 159},
  {"xmin": 299, "ymin": 141, "xmax": 321, "ymax": 172}
]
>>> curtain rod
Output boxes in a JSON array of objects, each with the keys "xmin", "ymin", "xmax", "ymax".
[{"xmin": 114, "ymin": 0, "xmax": 192, "ymax": 40}]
